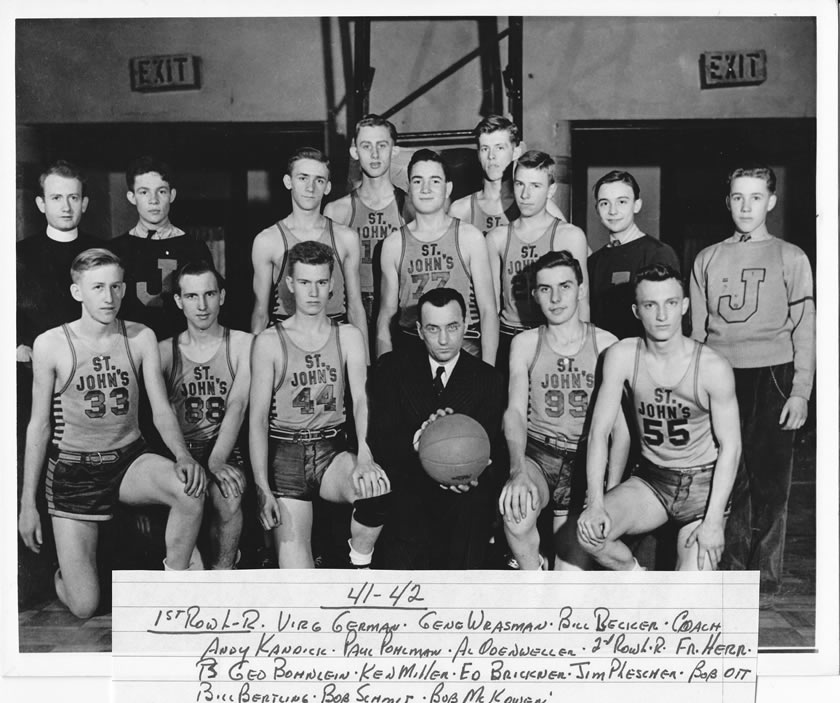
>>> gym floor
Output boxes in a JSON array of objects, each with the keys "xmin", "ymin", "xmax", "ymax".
[{"xmin": 17, "ymin": 427, "xmax": 817, "ymax": 654}]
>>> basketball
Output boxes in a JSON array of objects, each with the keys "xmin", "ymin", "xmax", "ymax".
[{"xmin": 418, "ymin": 413, "xmax": 491, "ymax": 486}]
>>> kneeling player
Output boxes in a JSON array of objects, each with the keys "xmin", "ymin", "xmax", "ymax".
[
  {"xmin": 577, "ymin": 264, "xmax": 740, "ymax": 571},
  {"xmin": 250, "ymin": 241, "xmax": 390, "ymax": 568},
  {"xmin": 499, "ymin": 251, "xmax": 627, "ymax": 570},
  {"xmin": 160, "ymin": 262, "xmax": 253, "ymax": 569},
  {"xmin": 18, "ymin": 249, "xmax": 205, "ymax": 618}
]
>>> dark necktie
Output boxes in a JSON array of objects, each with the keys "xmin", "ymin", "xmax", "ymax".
[
  {"xmin": 147, "ymin": 229, "xmax": 157, "ymax": 239},
  {"xmin": 739, "ymin": 234, "xmax": 751, "ymax": 242},
  {"xmin": 433, "ymin": 366, "xmax": 445, "ymax": 396}
]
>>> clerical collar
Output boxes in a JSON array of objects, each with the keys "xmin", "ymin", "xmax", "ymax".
[
  {"xmin": 609, "ymin": 223, "xmax": 644, "ymax": 247},
  {"xmin": 45, "ymin": 225, "xmax": 78, "ymax": 243},
  {"xmin": 129, "ymin": 222, "xmax": 185, "ymax": 240}
]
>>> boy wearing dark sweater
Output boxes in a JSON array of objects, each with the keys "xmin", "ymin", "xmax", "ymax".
[{"xmin": 689, "ymin": 165, "xmax": 815, "ymax": 602}]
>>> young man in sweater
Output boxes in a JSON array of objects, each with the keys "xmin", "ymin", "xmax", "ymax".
[{"xmin": 689, "ymin": 165, "xmax": 815, "ymax": 603}]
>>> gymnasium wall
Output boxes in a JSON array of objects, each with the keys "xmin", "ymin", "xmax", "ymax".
[{"xmin": 16, "ymin": 16, "xmax": 815, "ymax": 133}]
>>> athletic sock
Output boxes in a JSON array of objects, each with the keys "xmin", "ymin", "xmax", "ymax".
[
  {"xmin": 348, "ymin": 539, "xmax": 373, "ymax": 568},
  {"xmin": 630, "ymin": 558, "xmax": 647, "ymax": 572}
]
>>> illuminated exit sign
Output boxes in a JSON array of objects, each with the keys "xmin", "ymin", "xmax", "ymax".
[
  {"xmin": 129, "ymin": 54, "xmax": 201, "ymax": 93},
  {"xmin": 700, "ymin": 50, "xmax": 767, "ymax": 88}
]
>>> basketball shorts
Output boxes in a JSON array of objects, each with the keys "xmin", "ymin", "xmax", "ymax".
[
  {"xmin": 185, "ymin": 439, "xmax": 245, "ymax": 471},
  {"xmin": 269, "ymin": 434, "xmax": 347, "ymax": 501},
  {"xmin": 525, "ymin": 436, "xmax": 585, "ymax": 515},
  {"xmin": 632, "ymin": 459, "xmax": 725, "ymax": 526},
  {"xmin": 46, "ymin": 436, "xmax": 150, "ymax": 521}
]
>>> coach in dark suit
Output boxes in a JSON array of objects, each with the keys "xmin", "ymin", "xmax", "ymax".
[{"xmin": 370, "ymin": 288, "xmax": 505, "ymax": 569}]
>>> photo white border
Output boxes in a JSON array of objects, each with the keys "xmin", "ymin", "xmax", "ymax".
[{"xmin": 2, "ymin": 0, "xmax": 837, "ymax": 701}]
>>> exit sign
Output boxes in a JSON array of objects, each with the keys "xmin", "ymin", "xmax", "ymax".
[
  {"xmin": 129, "ymin": 54, "xmax": 201, "ymax": 93},
  {"xmin": 701, "ymin": 50, "xmax": 767, "ymax": 88}
]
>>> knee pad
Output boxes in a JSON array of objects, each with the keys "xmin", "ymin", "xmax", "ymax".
[{"xmin": 352, "ymin": 493, "xmax": 392, "ymax": 528}]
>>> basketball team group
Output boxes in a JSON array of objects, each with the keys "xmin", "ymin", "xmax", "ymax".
[{"xmin": 16, "ymin": 114, "xmax": 814, "ymax": 619}]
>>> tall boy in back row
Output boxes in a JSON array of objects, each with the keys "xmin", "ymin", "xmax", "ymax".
[{"xmin": 690, "ymin": 165, "xmax": 815, "ymax": 602}]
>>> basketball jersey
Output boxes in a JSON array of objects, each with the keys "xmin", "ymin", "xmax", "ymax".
[
  {"xmin": 469, "ymin": 192, "xmax": 518, "ymax": 233},
  {"xmin": 499, "ymin": 219, "xmax": 563, "ymax": 330},
  {"xmin": 527, "ymin": 323, "xmax": 600, "ymax": 445},
  {"xmin": 397, "ymin": 218, "xmax": 476, "ymax": 332},
  {"xmin": 167, "ymin": 328, "xmax": 236, "ymax": 442},
  {"xmin": 348, "ymin": 189, "xmax": 406, "ymax": 293},
  {"xmin": 630, "ymin": 339, "xmax": 718, "ymax": 467},
  {"xmin": 52, "ymin": 321, "xmax": 141, "ymax": 452},
  {"xmin": 271, "ymin": 219, "xmax": 347, "ymax": 322},
  {"xmin": 269, "ymin": 322, "xmax": 346, "ymax": 432}
]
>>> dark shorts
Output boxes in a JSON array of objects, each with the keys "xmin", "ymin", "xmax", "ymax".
[
  {"xmin": 46, "ymin": 436, "xmax": 150, "ymax": 521},
  {"xmin": 185, "ymin": 440, "xmax": 245, "ymax": 471},
  {"xmin": 269, "ymin": 434, "xmax": 347, "ymax": 501},
  {"xmin": 525, "ymin": 436, "xmax": 584, "ymax": 515},
  {"xmin": 632, "ymin": 459, "xmax": 725, "ymax": 526}
]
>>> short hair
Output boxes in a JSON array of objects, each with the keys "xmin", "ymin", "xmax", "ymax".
[
  {"xmin": 533, "ymin": 249, "xmax": 583, "ymax": 285},
  {"xmin": 287, "ymin": 240, "xmax": 335, "ymax": 276},
  {"xmin": 514, "ymin": 150, "xmax": 556, "ymax": 185},
  {"xmin": 286, "ymin": 147, "xmax": 331, "ymax": 178},
  {"xmin": 417, "ymin": 287, "xmax": 466, "ymax": 322},
  {"xmin": 407, "ymin": 148, "xmax": 451, "ymax": 181},
  {"xmin": 39, "ymin": 160, "xmax": 87, "ymax": 197},
  {"xmin": 727, "ymin": 165, "xmax": 776, "ymax": 194},
  {"xmin": 632, "ymin": 263, "xmax": 685, "ymax": 301},
  {"xmin": 593, "ymin": 170, "xmax": 640, "ymax": 200},
  {"xmin": 126, "ymin": 155, "xmax": 174, "ymax": 191},
  {"xmin": 354, "ymin": 114, "xmax": 398, "ymax": 145},
  {"xmin": 473, "ymin": 114, "xmax": 521, "ymax": 146},
  {"xmin": 176, "ymin": 261, "xmax": 225, "ymax": 294},
  {"xmin": 70, "ymin": 248, "xmax": 123, "ymax": 283}
]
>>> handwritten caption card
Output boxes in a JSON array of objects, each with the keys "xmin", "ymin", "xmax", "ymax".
[{"xmin": 113, "ymin": 570, "xmax": 758, "ymax": 703}]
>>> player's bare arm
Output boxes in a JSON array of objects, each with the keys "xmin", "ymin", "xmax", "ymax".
[
  {"xmin": 461, "ymin": 223, "xmax": 500, "ymax": 364},
  {"xmin": 485, "ymin": 225, "xmax": 507, "ymax": 308},
  {"xmin": 684, "ymin": 348, "xmax": 741, "ymax": 569},
  {"xmin": 250, "ymin": 228, "xmax": 282, "ymax": 334},
  {"xmin": 323, "ymin": 196, "xmax": 353, "ymax": 226},
  {"xmin": 334, "ymin": 223, "xmax": 370, "ymax": 358},
  {"xmin": 248, "ymin": 330, "xmax": 282, "ymax": 530},
  {"xmin": 132, "ymin": 323, "xmax": 206, "ymax": 497},
  {"xmin": 556, "ymin": 223, "xmax": 591, "ymax": 321},
  {"xmin": 577, "ymin": 341, "xmax": 633, "ymax": 547},
  {"xmin": 339, "ymin": 324, "xmax": 390, "ymax": 499},
  {"xmin": 375, "ymin": 231, "xmax": 401, "ymax": 358},
  {"xmin": 499, "ymin": 330, "xmax": 541, "ymax": 522},
  {"xmin": 18, "ymin": 330, "xmax": 61, "ymax": 553},
  {"xmin": 206, "ymin": 331, "xmax": 253, "ymax": 499},
  {"xmin": 594, "ymin": 329, "xmax": 629, "ymax": 489}
]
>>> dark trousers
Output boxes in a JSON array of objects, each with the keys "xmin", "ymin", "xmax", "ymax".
[{"xmin": 720, "ymin": 362, "xmax": 797, "ymax": 594}]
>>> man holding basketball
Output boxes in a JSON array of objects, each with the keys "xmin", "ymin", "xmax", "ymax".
[
  {"xmin": 370, "ymin": 287, "xmax": 505, "ymax": 569},
  {"xmin": 500, "ymin": 250, "xmax": 628, "ymax": 570},
  {"xmin": 249, "ymin": 241, "xmax": 390, "ymax": 569},
  {"xmin": 577, "ymin": 264, "xmax": 741, "ymax": 571}
]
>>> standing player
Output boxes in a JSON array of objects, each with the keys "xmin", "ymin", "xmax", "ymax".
[
  {"xmin": 324, "ymin": 115, "xmax": 412, "ymax": 338},
  {"xmin": 486, "ymin": 150, "xmax": 589, "ymax": 370},
  {"xmin": 690, "ymin": 165, "xmax": 815, "ymax": 601},
  {"xmin": 160, "ymin": 262, "xmax": 252, "ymax": 570},
  {"xmin": 110, "ymin": 156, "xmax": 213, "ymax": 342},
  {"xmin": 577, "ymin": 264, "xmax": 741, "ymax": 571},
  {"xmin": 250, "ymin": 147, "xmax": 367, "ymax": 354},
  {"xmin": 377, "ymin": 149, "xmax": 499, "ymax": 364},
  {"xmin": 587, "ymin": 170, "xmax": 680, "ymax": 340},
  {"xmin": 250, "ymin": 241, "xmax": 390, "ymax": 569},
  {"xmin": 449, "ymin": 115, "xmax": 565, "ymax": 232},
  {"xmin": 500, "ymin": 251, "xmax": 626, "ymax": 570},
  {"xmin": 18, "ymin": 249, "xmax": 205, "ymax": 618}
]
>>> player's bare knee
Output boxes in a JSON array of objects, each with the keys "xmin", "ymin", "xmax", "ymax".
[
  {"xmin": 63, "ymin": 586, "xmax": 100, "ymax": 619},
  {"xmin": 503, "ymin": 509, "xmax": 538, "ymax": 537},
  {"xmin": 209, "ymin": 485, "xmax": 242, "ymax": 521}
]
